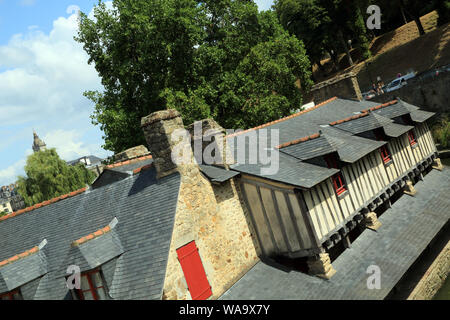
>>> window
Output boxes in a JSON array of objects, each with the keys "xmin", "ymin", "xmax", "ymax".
[
  {"xmin": 379, "ymin": 146, "xmax": 392, "ymax": 164},
  {"xmin": 324, "ymin": 154, "xmax": 347, "ymax": 196},
  {"xmin": 74, "ymin": 269, "xmax": 108, "ymax": 300},
  {"xmin": 373, "ymin": 129, "xmax": 392, "ymax": 164},
  {"xmin": 408, "ymin": 130, "xmax": 417, "ymax": 147},
  {"xmin": 176, "ymin": 241, "xmax": 212, "ymax": 300},
  {"xmin": 0, "ymin": 289, "xmax": 23, "ymax": 300},
  {"xmin": 331, "ymin": 174, "xmax": 347, "ymax": 196}
]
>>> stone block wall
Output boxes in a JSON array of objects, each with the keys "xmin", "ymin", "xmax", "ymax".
[
  {"xmin": 141, "ymin": 109, "xmax": 259, "ymax": 300},
  {"xmin": 311, "ymin": 73, "xmax": 363, "ymax": 104},
  {"xmin": 372, "ymin": 71, "xmax": 450, "ymax": 113},
  {"xmin": 162, "ymin": 172, "xmax": 259, "ymax": 300}
]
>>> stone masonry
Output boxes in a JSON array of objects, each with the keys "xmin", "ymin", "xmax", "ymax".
[{"xmin": 141, "ymin": 110, "xmax": 259, "ymax": 300}]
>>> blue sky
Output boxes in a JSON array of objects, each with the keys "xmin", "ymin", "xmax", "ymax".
[{"xmin": 0, "ymin": 0, "xmax": 274, "ymax": 186}]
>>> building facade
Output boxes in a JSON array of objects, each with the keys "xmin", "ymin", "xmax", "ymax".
[
  {"xmin": 0, "ymin": 97, "xmax": 446, "ymax": 300},
  {"xmin": 32, "ymin": 131, "xmax": 46, "ymax": 153}
]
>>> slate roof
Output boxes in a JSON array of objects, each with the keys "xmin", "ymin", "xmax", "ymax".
[
  {"xmin": 321, "ymin": 128, "xmax": 387, "ymax": 163},
  {"xmin": 399, "ymin": 99, "xmax": 435, "ymax": 123},
  {"xmin": 331, "ymin": 113, "xmax": 392, "ymax": 135},
  {"xmin": 105, "ymin": 156, "xmax": 153, "ymax": 174},
  {"xmin": 199, "ymin": 165, "xmax": 240, "ymax": 183},
  {"xmin": 67, "ymin": 155, "xmax": 103, "ymax": 167},
  {"xmin": 279, "ymin": 135, "xmax": 337, "ymax": 161},
  {"xmin": 91, "ymin": 156, "xmax": 154, "ymax": 189},
  {"xmin": 220, "ymin": 167, "xmax": 450, "ymax": 300},
  {"xmin": 383, "ymin": 122, "xmax": 414, "ymax": 138},
  {"xmin": 228, "ymin": 98, "xmax": 433, "ymax": 188},
  {"xmin": 0, "ymin": 167, "xmax": 181, "ymax": 300}
]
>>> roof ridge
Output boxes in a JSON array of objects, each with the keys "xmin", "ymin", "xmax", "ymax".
[
  {"xmin": 275, "ymin": 133, "xmax": 321, "ymax": 149},
  {"xmin": 106, "ymin": 154, "xmax": 153, "ymax": 170},
  {"xmin": 132, "ymin": 163, "xmax": 154, "ymax": 175},
  {"xmin": 226, "ymin": 97, "xmax": 338, "ymax": 138},
  {"xmin": 72, "ymin": 225, "xmax": 112, "ymax": 247},
  {"xmin": 329, "ymin": 99, "xmax": 398, "ymax": 126},
  {"xmin": 367, "ymin": 99, "xmax": 398, "ymax": 112},
  {"xmin": 0, "ymin": 187, "xmax": 87, "ymax": 223},
  {"xmin": 330, "ymin": 112, "xmax": 370, "ymax": 126},
  {"xmin": 0, "ymin": 246, "xmax": 39, "ymax": 268}
]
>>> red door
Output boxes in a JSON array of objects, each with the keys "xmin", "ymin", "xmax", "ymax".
[{"xmin": 176, "ymin": 241, "xmax": 212, "ymax": 300}]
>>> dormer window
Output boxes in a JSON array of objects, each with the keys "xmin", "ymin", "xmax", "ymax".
[
  {"xmin": 408, "ymin": 130, "xmax": 417, "ymax": 147},
  {"xmin": 324, "ymin": 154, "xmax": 347, "ymax": 196},
  {"xmin": 374, "ymin": 129, "xmax": 392, "ymax": 164},
  {"xmin": 74, "ymin": 269, "xmax": 108, "ymax": 300},
  {"xmin": 0, "ymin": 289, "xmax": 23, "ymax": 300}
]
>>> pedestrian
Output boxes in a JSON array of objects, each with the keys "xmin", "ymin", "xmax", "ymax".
[{"xmin": 377, "ymin": 83, "xmax": 384, "ymax": 95}]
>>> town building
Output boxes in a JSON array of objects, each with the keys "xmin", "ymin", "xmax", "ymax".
[
  {"xmin": 0, "ymin": 200, "xmax": 12, "ymax": 215},
  {"xmin": 0, "ymin": 97, "xmax": 447, "ymax": 300},
  {"xmin": 32, "ymin": 131, "xmax": 47, "ymax": 153},
  {"xmin": 0, "ymin": 184, "xmax": 25, "ymax": 213}
]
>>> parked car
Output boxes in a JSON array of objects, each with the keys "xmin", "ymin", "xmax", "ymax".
[
  {"xmin": 362, "ymin": 91, "xmax": 376, "ymax": 100},
  {"xmin": 385, "ymin": 72, "xmax": 416, "ymax": 93}
]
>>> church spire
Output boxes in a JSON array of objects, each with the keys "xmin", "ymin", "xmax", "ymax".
[{"xmin": 32, "ymin": 131, "xmax": 47, "ymax": 153}]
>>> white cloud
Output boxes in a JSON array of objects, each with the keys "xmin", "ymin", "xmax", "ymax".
[
  {"xmin": 67, "ymin": 5, "xmax": 81, "ymax": 15},
  {"xmin": 0, "ymin": 5, "xmax": 115, "ymax": 186},
  {"xmin": 43, "ymin": 129, "xmax": 102, "ymax": 161},
  {"xmin": 0, "ymin": 159, "xmax": 26, "ymax": 184},
  {"xmin": 0, "ymin": 8, "xmax": 103, "ymax": 127}
]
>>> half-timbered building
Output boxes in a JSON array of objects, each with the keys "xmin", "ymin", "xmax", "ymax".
[{"xmin": 0, "ymin": 97, "xmax": 447, "ymax": 300}]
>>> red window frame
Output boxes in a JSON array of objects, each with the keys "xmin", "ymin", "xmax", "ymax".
[
  {"xmin": 75, "ymin": 269, "xmax": 106, "ymax": 300},
  {"xmin": 0, "ymin": 290, "xmax": 21, "ymax": 300},
  {"xmin": 379, "ymin": 146, "xmax": 391, "ymax": 164},
  {"xmin": 331, "ymin": 174, "xmax": 347, "ymax": 196},
  {"xmin": 408, "ymin": 130, "xmax": 417, "ymax": 146},
  {"xmin": 373, "ymin": 129, "xmax": 392, "ymax": 164},
  {"xmin": 176, "ymin": 241, "xmax": 212, "ymax": 300},
  {"xmin": 324, "ymin": 154, "xmax": 347, "ymax": 196}
]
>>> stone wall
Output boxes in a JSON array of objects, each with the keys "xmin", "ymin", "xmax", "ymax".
[
  {"xmin": 141, "ymin": 110, "xmax": 259, "ymax": 300},
  {"xmin": 372, "ymin": 71, "xmax": 450, "ymax": 113},
  {"xmin": 114, "ymin": 145, "xmax": 150, "ymax": 163},
  {"xmin": 407, "ymin": 240, "xmax": 450, "ymax": 300},
  {"xmin": 311, "ymin": 73, "xmax": 363, "ymax": 104},
  {"xmin": 162, "ymin": 174, "xmax": 259, "ymax": 300}
]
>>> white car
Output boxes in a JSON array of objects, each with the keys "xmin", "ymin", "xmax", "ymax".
[{"xmin": 385, "ymin": 72, "xmax": 416, "ymax": 93}]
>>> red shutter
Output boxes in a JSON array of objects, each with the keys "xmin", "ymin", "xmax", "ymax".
[{"xmin": 176, "ymin": 241, "xmax": 212, "ymax": 300}]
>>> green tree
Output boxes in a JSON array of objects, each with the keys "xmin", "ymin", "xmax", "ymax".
[
  {"xmin": 275, "ymin": 0, "xmax": 372, "ymax": 71},
  {"xmin": 0, "ymin": 211, "xmax": 6, "ymax": 217},
  {"xmin": 17, "ymin": 149, "xmax": 96, "ymax": 207},
  {"xmin": 76, "ymin": 0, "xmax": 312, "ymax": 153},
  {"xmin": 436, "ymin": 0, "xmax": 450, "ymax": 26},
  {"xmin": 274, "ymin": 0, "xmax": 332, "ymax": 71}
]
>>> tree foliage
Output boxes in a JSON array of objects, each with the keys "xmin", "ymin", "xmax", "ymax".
[
  {"xmin": 275, "ymin": 0, "xmax": 372, "ymax": 69},
  {"xmin": 76, "ymin": 0, "xmax": 313, "ymax": 153},
  {"xmin": 17, "ymin": 149, "xmax": 96, "ymax": 207},
  {"xmin": 437, "ymin": 0, "xmax": 450, "ymax": 26}
]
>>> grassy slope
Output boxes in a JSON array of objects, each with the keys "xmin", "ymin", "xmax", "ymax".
[{"xmin": 312, "ymin": 11, "xmax": 450, "ymax": 92}]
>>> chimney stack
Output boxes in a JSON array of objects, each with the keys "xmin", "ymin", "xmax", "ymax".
[
  {"xmin": 187, "ymin": 119, "xmax": 234, "ymax": 168},
  {"xmin": 141, "ymin": 109, "xmax": 198, "ymax": 179}
]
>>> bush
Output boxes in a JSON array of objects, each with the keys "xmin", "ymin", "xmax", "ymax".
[{"xmin": 432, "ymin": 115, "xmax": 450, "ymax": 148}]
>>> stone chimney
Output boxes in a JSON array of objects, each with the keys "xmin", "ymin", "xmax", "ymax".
[
  {"xmin": 141, "ymin": 109, "xmax": 198, "ymax": 179},
  {"xmin": 187, "ymin": 119, "xmax": 234, "ymax": 168}
]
